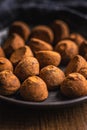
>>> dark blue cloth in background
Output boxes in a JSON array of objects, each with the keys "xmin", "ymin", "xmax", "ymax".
[{"xmin": 0, "ymin": 0, "xmax": 87, "ymax": 29}]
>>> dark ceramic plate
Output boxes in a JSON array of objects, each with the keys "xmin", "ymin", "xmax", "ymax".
[{"xmin": 0, "ymin": 7, "xmax": 87, "ymax": 108}]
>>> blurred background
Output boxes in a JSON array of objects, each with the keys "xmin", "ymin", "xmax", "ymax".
[
  {"xmin": 0, "ymin": 0, "xmax": 87, "ymax": 12},
  {"xmin": 0, "ymin": 0, "xmax": 87, "ymax": 29}
]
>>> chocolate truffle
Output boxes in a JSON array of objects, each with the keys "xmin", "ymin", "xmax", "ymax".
[
  {"xmin": 65, "ymin": 55, "xmax": 87, "ymax": 76},
  {"xmin": 0, "ymin": 47, "xmax": 5, "ymax": 57},
  {"xmin": 28, "ymin": 38, "xmax": 53, "ymax": 54},
  {"xmin": 0, "ymin": 57, "xmax": 13, "ymax": 72},
  {"xmin": 39, "ymin": 65, "xmax": 65, "ymax": 90},
  {"xmin": 50, "ymin": 20, "xmax": 69, "ymax": 44},
  {"xmin": 35, "ymin": 51, "xmax": 61, "ymax": 68},
  {"xmin": 15, "ymin": 56, "xmax": 39, "ymax": 82},
  {"xmin": 29, "ymin": 25, "xmax": 54, "ymax": 43},
  {"xmin": 60, "ymin": 73, "xmax": 87, "ymax": 98},
  {"xmin": 20, "ymin": 76, "xmax": 48, "ymax": 101},
  {"xmin": 3, "ymin": 33, "xmax": 25, "ymax": 58},
  {"xmin": 70, "ymin": 33, "xmax": 85, "ymax": 46},
  {"xmin": 78, "ymin": 64, "xmax": 87, "ymax": 79},
  {"xmin": 55, "ymin": 39, "xmax": 78, "ymax": 64},
  {"xmin": 9, "ymin": 21, "xmax": 30, "ymax": 41},
  {"xmin": 10, "ymin": 45, "xmax": 33, "ymax": 66},
  {"xmin": 0, "ymin": 70, "xmax": 20, "ymax": 95}
]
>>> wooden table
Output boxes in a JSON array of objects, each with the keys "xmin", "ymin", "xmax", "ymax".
[{"xmin": 0, "ymin": 101, "xmax": 87, "ymax": 130}]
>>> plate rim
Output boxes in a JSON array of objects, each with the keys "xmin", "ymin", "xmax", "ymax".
[{"xmin": 0, "ymin": 95, "xmax": 87, "ymax": 107}]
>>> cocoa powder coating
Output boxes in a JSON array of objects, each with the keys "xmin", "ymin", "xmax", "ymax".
[
  {"xmin": 15, "ymin": 56, "xmax": 39, "ymax": 82},
  {"xmin": 20, "ymin": 76, "xmax": 48, "ymax": 101},
  {"xmin": 65, "ymin": 55, "xmax": 87, "ymax": 76},
  {"xmin": 35, "ymin": 51, "xmax": 61, "ymax": 68},
  {"xmin": 60, "ymin": 73, "xmax": 87, "ymax": 98},
  {"xmin": 50, "ymin": 20, "xmax": 69, "ymax": 44},
  {"xmin": 39, "ymin": 65, "xmax": 65, "ymax": 90},
  {"xmin": 0, "ymin": 70, "xmax": 20, "ymax": 95},
  {"xmin": 3, "ymin": 33, "xmax": 25, "ymax": 58},
  {"xmin": 55, "ymin": 39, "xmax": 78, "ymax": 64},
  {"xmin": 29, "ymin": 25, "xmax": 54, "ymax": 43},
  {"xmin": 10, "ymin": 45, "xmax": 33, "ymax": 66},
  {"xmin": 9, "ymin": 21, "xmax": 30, "ymax": 41},
  {"xmin": 28, "ymin": 38, "xmax": 53, "ymax": 54}
]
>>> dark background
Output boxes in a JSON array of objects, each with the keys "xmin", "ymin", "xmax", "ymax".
[
  {"xmin": 0, "ymin": 0, "xmax": 87, "ymax": 28},
  {"xmin": 0, "ymin": 0, "xmax": 87, "ymax": 12}
]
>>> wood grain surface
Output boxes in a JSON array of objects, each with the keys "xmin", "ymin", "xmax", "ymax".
[{"xmin": 0, "ymin": 102, "xmax": 87, "ymax": 130}]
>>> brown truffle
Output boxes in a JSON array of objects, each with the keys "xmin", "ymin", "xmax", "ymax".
[
  {"xmin": 65, "ymin": 55, "xmax": 87, "ymax": 76},
  {"xmin": 70, "ymin": 33, "xmax": 85, "ymax": 46},
  {"xmin": 15, "ymin": 56, "xmax": 39, "ymax": 82},
  {"xmin": 29, "ymin": 25, "xmax": 54, "ymax": 43},
  {"xmin": 20, "ymin": 76, "xmax": 48, "ymax": 101},
  {"xmin": 39, "ymin": 65, "xmax": 65, "ymax": 90},
  {"xmin": 9, "ymin": 21, "xmax": 30, "ymax": 41},
  {"xmin": 50, "ymin": 20, "xmax": 69, "ymax": 44},
  {"xmin": 60, "ymin": 73, "xmax": 87, "ymax": 98},
  {"xmin": 28, "ymin": 38, "xmax": 53, "ymax": 54},
  {"xmin": 0, "ymin": 47, "xmax": 5, "ymax": 57},
  {"xmin": 79, "ymin": 41, "xmax": 87, "ymax": 59},
  {"xmin": 35, "ymin": 51, "xmax": 61, "ymax": 68},
  {"xmin": 55, "ymin": 39, "xmax": 78, "ymax": 64},
  {"xmin": 78, "ymin": 64, "xmax": 87, "ymax": 79},
  {"xmin": 10, "ymin": 45, "xmax": 33, "ymax": 66},
  {"xmin": 0, "ymin": 57, "xmax": 13, "ymax": 72},
  {"xmin": 2, "ymin": 33, "xmax": 25, "ymax": 58},
  {"xmin": 0, "ymin": 70, "xmax": 20, "ymax": 95}
]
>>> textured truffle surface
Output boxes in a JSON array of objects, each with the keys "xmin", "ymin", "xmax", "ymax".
[
  {"xmin": 9, "ymin": 21, "xmax": 30, "ymax": 41},
  {"xmin": 55, "ymin": 39, "xmax": 78, "ymax": 64},
  {"xmin": 0, "ymin": 70, "xmax": 20, "ymax": 95},
  {"xmin": 29, "ymin": 25, "xmax": 54, "ymax": 43},
  {"xmin": 15, "ymin": 56, "xmax": 39, "ymax": 81},
  {"xmin": 39, "ymin": 65, "xmax": 65, "ymax": 90},
  {"xmin": 35, "ymin": 51, "xmax": 61, "ymax": 68},
  {"xmin": 20, "ymin": 76, "xmax": 48, "ymax": 101},
  {"xmin": 65, "ymin": 55, "xmax": 86, "ymax": 76},
  {"xmin": 60, "ymin": 73, "xmax": 87, "ymax": 98}
]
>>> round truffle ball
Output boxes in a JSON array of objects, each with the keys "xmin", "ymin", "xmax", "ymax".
[
  {"xmin": 3, "ymin": 33, "xmax": 25, "ymax": 58},
  {"xmin": 20, "ymin": 76, "xmax": 48, "ymax": 101},
  {"xmin": 29, "ymin": 25, "xmax": 54, "ymax": 43},
  {"xmin": 60, "ymin": 73, "xmax": 87, "ymax": 98},
  {"xmin": 35, "ymin": 51, "xmax": 61, "ymax": 68},
  {"xmin": 15, "ymin": 56, "xmax": 39, "ymax": 82},
  {"xmin": 55, "ymin": 39, "xmax": 78, "ymax": 64},
  {"xmin": 50, "ymin": 20, "xmax": 69, "ymax": 44},
  {"xmin": 0, "ymin": 57, "xmax": 13, "ymax": 72},
  {"xmin": 28, "ymin": 38, "xmax": 53, "ymax": 54},
  {"xmin": 39, "ymin": 65, "xmax": 65, "ymax": 90},
  {"xmin": 9, "ymin": 21, "xmax": 30, "ymax": 41},
  {"xmin": 0, "ymin": 70, "xmax": 20, "ymax": 95},
  {"xmin": 0, "ymin": 47, "xmax": 5, "ymax": 57},
  {"xmin": 65, "ymin": 55, "xmax": 87, "ymax": 76},
  {"xmin": 10, "ymin": 45, "xmax": 33, "ymax": 66},
  {"xmin": 70, "ymin": 33, "xmax": 85, "ymax": 46}
]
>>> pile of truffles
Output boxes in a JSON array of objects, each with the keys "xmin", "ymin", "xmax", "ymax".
[{"xmin": 0, "ymin": 19, "xmax": 87, "ymax": 102}]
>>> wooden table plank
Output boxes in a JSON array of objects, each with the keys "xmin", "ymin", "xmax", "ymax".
[{"xmin": 0, "ymin": 102, "xmax": 87, "ymax": 130}]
